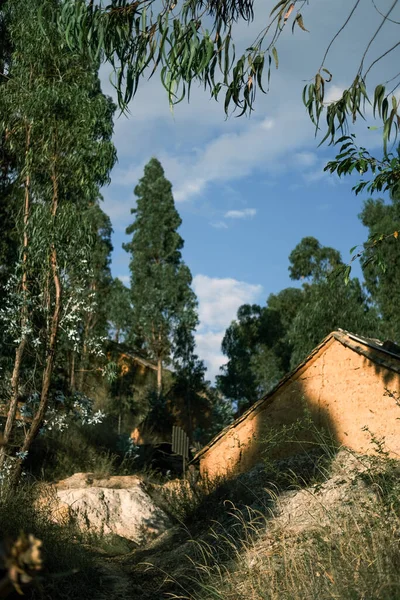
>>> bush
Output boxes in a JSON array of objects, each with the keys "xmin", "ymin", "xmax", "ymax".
[{"xmin": 26, "ymin": 417, "xmax": 138, "ymax": 481}]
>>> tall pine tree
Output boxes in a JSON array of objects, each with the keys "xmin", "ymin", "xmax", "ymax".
[{"xmin": 124, "ymin": 158, "xmax": 198, "ymax": 395}]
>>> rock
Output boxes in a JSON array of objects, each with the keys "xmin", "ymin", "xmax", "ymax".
[
  {"xmin": 271, "ymin": 448, "xmax": 379, "ymax": 533},
  {"xmin": 53, "ymin": 473, "xmax": 172, "ymax": 544}
]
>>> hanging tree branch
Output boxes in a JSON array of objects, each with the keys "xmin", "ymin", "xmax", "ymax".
[{"xmin": 57, "ymin": 0, "xmax": 400, "ymax": 153}]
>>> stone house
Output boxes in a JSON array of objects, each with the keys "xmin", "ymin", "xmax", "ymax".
[{"xmin": 195, "ymin": 330, "xmax": 400, "ymax": 480}]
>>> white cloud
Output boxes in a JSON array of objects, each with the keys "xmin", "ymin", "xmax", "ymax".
[
  {"xmin": 193, "ymin": 274, "xmax": 263, "ymax": 381},
  {"xmin": 174, "ymin": 178, "xmax": 206, "ymax": 202},
  {"xmin": 210, "ymin": 221, "xmax": 228, "ymax": 229},
  {"xmin": 225, "ymin": 208, "xmax": 257, "ymax": 219},
  {"xmin": 260, "ymin": 118, "xmax": 275, "ymax": 131},
  {"xmin": 195, "ymin": 331, "xmax": 227, "ymax": 382},
  {"xmin": 109, "ymin": 95, "xmax": 312, "ymax": 205},
  {"xmin": 324, "ymin": 85, "xmax": 345, "ymax": 105},
  {"xmin": 117, "ymin": 275, "xmax": 130, "ymax": 285},
  {"xmin": 193, "ymin": 274, "xmax": 263, "ymax": 332},
  {"xmin": 294, "ymin": 152, "xmax": 318, "ymax": 168}
]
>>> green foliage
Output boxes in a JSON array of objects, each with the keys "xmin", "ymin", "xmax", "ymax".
[
  {"xmin": 288, "ymin": 236, "xmax": 342, "ymax": 282},
  {"xmin": 26, "ymin": 416, "xmax": 141, "ymax": 481},
  {"xmin": 124, "ymin": 157, "xmax": 199, "ymax": 395},
  {"xmin": 288, "ymin": 236, "xmax": 379, "ymax": 367},
  {"xmin": 28, "ymin": 421, "xmax": 116, "ymax": 481},
  {"xmin": 218, "ymin": 235, "xmax": 381, "ymax": 411},
  {"xmin": 359, "ymin": 194, "xmax": 400, "ymax": 342},
  {"xmin": 217, "ymin": 290, "xmax": 303, "ymax": 411},
  {"xmin": 55, "ymin": 1, "xmax": 400, "ymax": 201},
  {"xmin": 0, "ymin": 0, "xmax": 117, "ymax": 481},
  {"xmin": 289, "ymin": 277, "xmax": 378, "ymax": 368},
  {"xmin": 217, "ymin": 304, "xmax": 270, "ymax": 410},
  {"xmin": 194, "ymin": 385, "xmax": 234, "ymax": 444},
  {"xmin": 325, "ymin": 135, "xmax": 400, "ymax": 196},
  {"xmin": 106, "ymin": 277, "xmax": 133, "ymax": 343},
  {"xmin": 143, "ymin": 390, "xmax": 174, "ymax": 434},
  {"xmin": 171, "ymin": 313, "xmax": 212, "ymax": 440},
  {"xmin": 57, "ymin": 0, "xmax": 400, "ymax": 162}
]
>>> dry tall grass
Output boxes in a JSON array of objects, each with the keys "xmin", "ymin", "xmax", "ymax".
[{"xmin": 161, "ymin": 448, "xmax": 400, "ymax": 600}]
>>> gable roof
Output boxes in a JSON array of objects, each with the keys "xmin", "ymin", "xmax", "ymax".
[
  {"xmin": 107, "ymin": 340, "xmax": 159, "ymax": 371},
  {"xmin": 194, "ymin": 330, "xmax": 400, "ymax": 462}
]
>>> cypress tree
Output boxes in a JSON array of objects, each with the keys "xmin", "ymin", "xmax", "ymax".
[{"xmin": 124, "ymin": 158, "xmax": 198, "ymax": 396}]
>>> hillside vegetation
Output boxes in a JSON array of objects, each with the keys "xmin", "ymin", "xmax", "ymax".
[{"xmin": 1, "ymin": 438, "xmax": 400, "ymax": 599}]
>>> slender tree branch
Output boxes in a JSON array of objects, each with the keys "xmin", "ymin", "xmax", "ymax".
[
  {"xmin": 319, "ymin": 0, "xmax": 361, "ymax": 70},
  {"xmin": 371, "ymin": 0, "xmax": 400, "ymax": 24},
  {"xmin": 0, "ymin": 120, "xmax": 32, "ymax": 472},
  {"xmin": 364, "ymin": 40, "xmax": 400, "ymax": 79},
  {"xmin": 358, "ymin": 0, "xmax": 399, "ymax": 75}
]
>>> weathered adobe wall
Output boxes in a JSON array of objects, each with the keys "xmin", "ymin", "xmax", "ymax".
[
  {"xmin": 316, "ymin": 340, "xmax": 400, "ymax": 455},
  {"xmin": 199, "ymin": 339, "xmax": 400, "ymax": 479}
]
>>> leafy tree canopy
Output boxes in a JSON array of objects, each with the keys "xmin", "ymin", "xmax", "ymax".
[
  {"xmin": 124, "ymin": 157, "xmax": 199, "ymax": 394},
  {"xmin": 106, "ymin": 277, "xmax": 133, "ymax": 343},
  {"xmin": 217, "ymin": 289, "xmax": 304, "ymax": 412},
  {"xmin": 288, "ymin": 236, "xmax": 342, "ymax": 283},
  {"xmin": 57, "ymin": 0, "xmax": 400, "ymax": 159},
  {"xmin": 0, "ymin": 0, "xmax": 117, "ymax": 482},
  {"xmin": 218, "ymin": 235, "xmax": 381, "ymax": 411},
  {"xmin": 288, "ymin": 236, "xmax": 380, "ymax": 367},
  {"xmin": 360, "ymin": 192, "xmax": 400, "ymax": 342}
]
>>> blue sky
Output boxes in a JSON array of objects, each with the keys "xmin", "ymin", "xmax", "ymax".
[{"xmin": 100, "ymin": 0, "xmax": 399, "ymax": 381}]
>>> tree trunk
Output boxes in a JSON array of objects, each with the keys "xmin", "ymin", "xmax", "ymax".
[
  {"xmin": 77, "ymin": 282, "xmax": 96, "ymax": 390},
  {"xmin": 11, "ymin": 165, "xmax": 61, "ymax": 487},
  {"xmin": 157, "ymin": 356, "xmax": 163, "ymax": 396},
  {"xmin": 70, "ymin": 352, "xmax": 76, "ymax": 392},
  {"xmin": 0, "ymin": 124, "xmax": 31, "ymax": 471},
  {"xmin": 186, "ymin": 380, "xmax": 192, "ymax": 443}
]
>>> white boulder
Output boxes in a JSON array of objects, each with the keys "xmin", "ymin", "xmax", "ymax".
[{"xmin": 54, "ymin": 473, "xmax": 171, "ymax": 544}]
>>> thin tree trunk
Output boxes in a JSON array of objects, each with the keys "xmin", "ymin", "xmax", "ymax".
[
  {"xmin": 70, "ymin": 352, "xmax": 76, "ymax": 392},
  {"xmin": 77, "ymin": 282, "xmax": 96, "ymax": 390},
  {"xmin": 157, "ymin": 356, "xmax": 163, "ymax": 396},
  {"xmin": 11, "ymin": 165, "xmax": 61, "ymax": 487},
  {"xmin": 77, "ymin": 321, "xmax": 90, "ymax": 391},
  {"xmin": 0, "ymin": 124, "xmax": 31, "ymax": 471},
  {"xmin": 186, "ymin": 380, "xmax": 192, "ymax": 443}
]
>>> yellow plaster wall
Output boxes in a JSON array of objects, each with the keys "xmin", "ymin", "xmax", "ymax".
[{"xmin": 199, "ymin": 339, "xmax": 400, "ymax": 479}]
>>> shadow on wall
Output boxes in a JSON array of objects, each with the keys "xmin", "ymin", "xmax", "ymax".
[
  {"xmin": 234, "ymin": 380, "xmax": 342, "ymax": 477},
  {"xmin": 198, "ymin": 335, "xmax": 400, "ymax": 481},
  {"xmin": 355, "ymin": 340, "xmax": 400, "ymax": 388}
]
